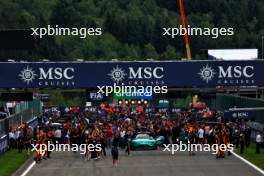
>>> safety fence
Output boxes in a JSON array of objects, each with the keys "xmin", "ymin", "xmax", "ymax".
[{"xmin": 0, "ymin": 99, "xmax": 42, "ymax": 153}]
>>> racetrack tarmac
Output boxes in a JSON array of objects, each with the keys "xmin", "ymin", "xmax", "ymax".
[{"xmin": 23, "ymin": 149, "xmax": 263, "ymax": 176}]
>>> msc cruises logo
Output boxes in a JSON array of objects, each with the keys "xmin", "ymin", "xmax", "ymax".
[
  {"xmin": 19, "ymin": 66, "xmax": 37, "ymax": 85},
  {"xmin": 18, "ymin": 66, "xmax": 75, "ymax": 87},
  {"xmin": 108, "ymin": 65, "xmax": 165, "ymax": 85},
  {"xmin": 108, "ymin": 65, "xmax": 127, "ymax": 84},
  {"xmin": 198, "ymin": 64, "xmax": 255, "ymax": 85},
  {"xmin": 198, "ymin": 64, "xmax": 216, "ymax": 83}
]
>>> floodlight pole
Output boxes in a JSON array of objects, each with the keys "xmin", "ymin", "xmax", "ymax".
[{"xmin": 178, "ymin": 0, "xmax": 192, "ymax": 60}]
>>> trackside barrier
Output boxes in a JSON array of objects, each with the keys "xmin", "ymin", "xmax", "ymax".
[
  {"xmin": 0, "ymin": 99, "xmax": 42, "ymax": 154},
  {"xmin": 0, "ymin": 135, "xmax": 8, "ymax": 154},
  {"xmin": 209, "ymin": 93, "xmax": 264, "ymax": 124}
]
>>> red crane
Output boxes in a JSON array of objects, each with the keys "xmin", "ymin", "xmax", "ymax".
[{"xmin": 178, "ymin": 0, "xmax": 192, "ymax": 60}]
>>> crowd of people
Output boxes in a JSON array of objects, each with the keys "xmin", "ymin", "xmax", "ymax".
[
  {"xmin": 7, "ymin": 103, "xmax": 264, "ymax": 166},
  {"xmin": 8, "ymin": 123, "xmax": 33, "ymax": 155}
]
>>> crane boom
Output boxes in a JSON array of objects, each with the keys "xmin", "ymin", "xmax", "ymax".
[{"xmin": 178, "ymin": 0, "xmax": 192, "ymax": 60}]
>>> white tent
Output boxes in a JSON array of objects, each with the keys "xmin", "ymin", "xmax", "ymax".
[{"xmin": 208, "ymin": 49, "xmax": 258, "ymax": 60}]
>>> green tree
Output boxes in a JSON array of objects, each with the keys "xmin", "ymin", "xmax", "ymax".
[
  {"xmin": 143, "ymin": 43, "xmax": 159, "ymax": 59},
  {"xmin": 161, "ymin": 45, "xmax": 182, "ymax": 60},
  {"xmin": 49, "ymin": 91, "xmax": 65, "ymax": 106}
]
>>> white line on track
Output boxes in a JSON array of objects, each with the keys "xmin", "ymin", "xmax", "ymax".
[
  {"xmin": 20, "ymin": 161, "xmax": 36, "ymax": 176},
  {"xmin": 231, "ymin": 151, "xmax": 264, "ymax": 175}
]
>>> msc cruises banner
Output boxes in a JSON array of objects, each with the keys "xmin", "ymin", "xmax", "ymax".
[{"xmin": 0, "ymin": 60, "xmax": 262, "ymax": 88}]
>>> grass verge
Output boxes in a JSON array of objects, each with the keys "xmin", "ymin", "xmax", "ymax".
[
  {"xmin": 235, "ymin": 143, "xmax": 264, "ymax": 170},
  {"xmin": 0, "ymin": 149, "xmax": 33, "ymax": 176}
]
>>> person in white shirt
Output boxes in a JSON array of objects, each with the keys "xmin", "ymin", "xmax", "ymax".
[
  {"xmin": 256, "ymin": 132, "xmax": 262, "ymax": 154},
  {"xmin": 65, "ymin": 129, "xmax": 70, "ymax": 144},
  {"xmin": 15, "ymin": 129, "xmax": 21, "ymax": 140},
  {"xmin": 55, "ymin": 128, "xmax": 62, "ymax": 143},
  {"xmin": 9, "ymin": 130, "xmax": 15, "ymax": 139},
  {"xmin": 9, "ymin": 129, "xmax": 15, "ymax": 149},
  {"xmin": 198, "ymin": 127, "xmax": 205, "ymax": 144}
]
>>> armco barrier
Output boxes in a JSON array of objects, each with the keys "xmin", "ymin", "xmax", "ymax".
[
  {"xmin": 0, "ymin": 119, "xmax": 6, "ymax": 137},
  {"xmin": 0, "ymin": 135, "xmax": 8, "ymax": 154}
]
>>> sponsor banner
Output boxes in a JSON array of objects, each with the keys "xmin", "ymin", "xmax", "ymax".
[
  {"xmin": 39, "ymin": 94, "xmax": 49, "ymax": 101},
  {"xmin": 85, "ymin": 106, "xmax": 97, "ymax": 112},
  {"xmin": 170, "ymin": 108, "xmax": 182, "ymax": 113},
  {"xmin": 157, "ymin": 107, "xmax": 169, "ymax": 113},
  {"xmin": 87, "ymin": 91, "xmax": 105, "ymax": 101},
  {"xmin": 224, "ymin": 110, "xmax": 255, "ymax": 121},
  {"xmin": 114, "ymin": 94, "xmax": 152, "ymax": 100},
  {"xmin": 113, "ymin": 87, "xmax": 153, "ymax": 100},
  {"xmin": 0, "ymin": 60, "xmax": 262, "ymax": 88},
  {"xmin": 145, "ymin": 107, "xmax": 156, "ymax": 113},
  {"xmin": 145, "ymin": 107, "xmax": 169, "ymax": 113}
]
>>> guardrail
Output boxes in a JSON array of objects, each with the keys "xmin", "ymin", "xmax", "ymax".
[
  {"xmin": 0, "ymin": 99, "xmax": 42, "ymax": 153},
  {"xmin": 0, "ymin": 118, "xmax": 7, "ymax": 138},
  {"xmin": 0, "ymin": 135, "xmax": 8, "ymax": 154}
]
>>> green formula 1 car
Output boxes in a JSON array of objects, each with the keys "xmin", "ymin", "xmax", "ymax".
[{"xmin": 129, "ymin": 133, "xmax": 165, "ymax": 150}]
